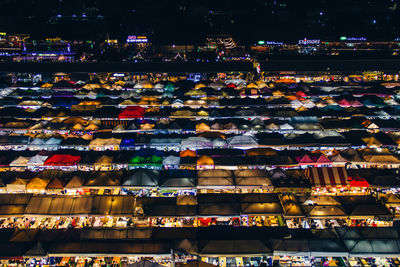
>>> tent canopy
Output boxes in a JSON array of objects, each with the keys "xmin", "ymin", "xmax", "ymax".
[{"xmin": 305, "ymin": 167, "xmax": 349, "ymax": 188}]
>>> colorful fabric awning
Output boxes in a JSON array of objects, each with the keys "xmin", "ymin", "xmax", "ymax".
[
  {"xmin": 349, "ymin": 175, "xmax": 370, "ymax": 188},
  {"xmin": 44, "ymin": 154, "xmax": 81, "ymax": 166},
  {"xmin": 305, "ymin": 167, "xmax": 349, "ymax": 188}
]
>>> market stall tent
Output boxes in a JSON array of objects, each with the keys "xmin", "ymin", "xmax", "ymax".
[
  {"xmin": 44, "ymin": 154, "xmax": 81, "ymax": 166},
  {"xmin": 9, "ymin": 156, "xmax": 30, "ymax": 168},
  {"xmin": 197, "ymin": 170, "xmax": 234, "ymax": 188},
  {"xmin": 344, "ymin": 239, "xmax": 400, "ymax": 257},
  {"xmin": 348, "ymin": 175, "xmax": 370, "ymax": 188},
  {"xmin": 122, "ymin": 169, "xmax": 159, "ymax": 188},
  {"xmin": 64, "ymin": 174, "xmax": 86, "ymax": 189},
  {"xmin": 271, "ymin": 239, "xmax": 310, "ymax": 256},
  {"xmin": 45, "ymin": 177, "xmax": 66, "ymax": 192},
  {"xmin": 309, "ymin": 239, "xmax": 349, "ymax": 257},
  {"xmin": 9, "ymin": 229, "xmax": 38, "ymax": 242},
  {"xmin": 25, "ymin": 195, "xmax": 93, "ymax": 216},
  {"xmin": 305, "ymin": 167, "xmax": 349, "ymax": 188},
  {"xmin": 26, "ymin": 177, "xmax": 50, "ymax": 192},
  {"xmin": 93, "ymin": 155, "xmax": 114, "ymax": 171},
  {"xmin": 279, "ymin": 195, "xmax": 304, "ymax": 217},
  {"xmin": 180, "ymin": 150, "xmax": 197, "ymax": 158},
  {"xmin": 177, "ymin": 195, "xmax": 198, "ymax": 205},
  {"xmin": 198, "ymin": 240, "xmax": 272, "ymax": 256},
  {"xmin": 339, "ymin": 195, "xmax": 393, "ymax": 220},
  {"xmin": 227, "ymin": 135, "xmax": 258, "ymax": 148},
  {"xmin": 159, "ymin": 170, "xmax": 196, "ymax": 189},
  {"xmin": 329, "ymin": 152, "xmax": 349, "ymax": 166},
  {"xmin": 304, "ymin": 205, "xmax": 347, "ymax": 218},
  {"xmin": 84, "ymin": 172, "xmax": 121, "ymax": 187},
  {"xmin": 196, "ymin": 156, "xmax": 214, "ymax": 169},
  {"xmin": 234, "ymin": 170, "xmax": 273, "ymax": 190},
  {"xmin": 240, "ymin": 202, "xmax": 283, "ymax": 215},
  {"xmin": 27, "ymin": 155, "xmax": 48, "ymax": 168},
  {"xmin": 182, "ymin": 137, "xmax": 213, "ymax": 149},
  {"xmin": 7, "ymin": 178, "xmax": 28, "ymax": 192},
  {"xmin": 301, "ymin": 195, "xmax": 347, "ymax": 218},
  {"xmin": 302, "ymin": 195, "xmax": 342, "ymax": 206},
  {"xmin": 118, "ymin": 106, "xmax": 146, "ymax": 119},
  {"xmin": 162, "ymin": 155, "xmax": 180, "ymax": 166}
]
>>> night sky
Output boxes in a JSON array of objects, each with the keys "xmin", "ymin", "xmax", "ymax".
[{"xmin": 0, "ymin": 0, "xmax": 399, "ymax": 43}]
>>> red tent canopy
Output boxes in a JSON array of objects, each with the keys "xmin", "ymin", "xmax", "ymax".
[
  {"xmin": 296, "ymin": 91, "xmax": 307, "ymax": 98},
  {"xmin": 44, "ymin": 154, "xmax": 81, "ymax": 166},
  {"xmin": 337, "ymin": 99, "xmax": 351, "ymax": 107},
  {"xmin": 350, "ymin": 100, "xmax": 363, "ymax": 107},
  {"xmin": 296, "ymin": 154, "xmax": 315, "ymax": 165},
  {"xmin": 118, "ymin": 106, "xmax": 146, "ymax": 119},
  {"xmin": 314, "ymin": 154, "xmax": 332, "ymax": 165},
  {"xmin": 349, "ymin": 175, "xmax": 370, "ymax": 188},
  {"xmin": 226, "ymin": 83, "xmax": 237, "ymax": 88}
]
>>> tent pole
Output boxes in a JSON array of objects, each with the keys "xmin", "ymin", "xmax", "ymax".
[{"xmin": 171, "ymin": 249, "xmax": 175, "ymax": 267}]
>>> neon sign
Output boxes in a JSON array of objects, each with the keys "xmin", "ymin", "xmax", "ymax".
[
  {"xmin": 126, "ymin": 35, "xmax": 148, "ymax": 43},
  {"xmin": 298, "ymin": 38, "xmax": 320, "ymax": 45},
  {"xmin": 346, "ymin": 37, "xmax": 367, "ymax": 42}
]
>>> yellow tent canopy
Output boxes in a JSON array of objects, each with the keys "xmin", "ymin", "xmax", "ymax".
[
  {"xmin": 246, "ymin": 82, "xmax": 258, "ymax": 88},
  {"xmin": 185, "ymin": 100, "xmax": 207, "ymax": 106},
  {"xmin": 82, "ymin": 83, "xmax": 101, "ymax": 89},
  {"xmin": 171, "ymin": 110, "xmax": 195, "ymax": 117},
  {"xmin": 141, "ymin": 96, "xmax": 157, "ymax": 101},
  {"xmin": 63, "ymin": 117, "xmax": 87, "ymax": 125},
  {"xmin": 256, "ymin": 80, "xmax": 267, "ymax": 88},
  {"xmin": 41, "ymin": 83, "xmax": 53, "ymax": 88},
  {"xmin": 197, "ymin": 110, "xmax": 209, "ymax": 117},
  {"xmin": 79, "ymin": 101, "xmax": 101, "ymax": 106},
  {"xmin": 194, "ymin": 83, "xmax": 206, "ymax": 89},
  {"xmin": 276, "ymin": 78, "xmax": 296, "ymax": 84},
  {"xmin": 197, "ymin": 155, "xmax": 214, "ymax": 166},
  {"xmin": 272, "ymin": 90, "xmax": 284, "ymax": 96},
  {"xmin": 140, "ymin": 123, "xmax": 155, "ymax": 130},
  {"xmin": 114, "ymin": 80, "xmax": 125, "ymax": 86},
  {"xmin": 196, "ymin": 122, "xmax": 211, "ymax": 132},
  {"xmin": 185, "ymin": 89, "xmax": 206, "ymax": 96},
  {"xmin": 26, "ymin": 177, "xmax": 50, "ymax": 191},
  {"xmin": 120, "ymin": 99, "xmax": 137, "ymax": 106},
  {"xmin": 84, "ymin": 123, "xmax": 99, "ymax": 131},
  {"xmin": 71, "ymin": 123, "xmax": 85, "ymax": 131}
]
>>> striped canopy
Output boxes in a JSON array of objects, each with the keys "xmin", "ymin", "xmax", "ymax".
[{"xmin": 305, "ymin": 167, "xmax": 349, "ymax": 188}]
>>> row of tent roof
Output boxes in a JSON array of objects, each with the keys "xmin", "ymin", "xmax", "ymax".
[
  {"xmin": 0, "ymin": 194, "xmax": 393, "ymax": 218},
  {"xmin": 0, "ymin": 167, "xmax": 397, "ymax": 192},
  {"xmin": 5, "ymin": 79, "xmax": 400, "ymax": 97},
  {"xmin": 3, "ymin": 93, "xmax": 400, "ymax": 107},
  {"xmin": 3, "ymin": 130, "xmax": 400, "ymax": 149},
  {"xmin": 5, "ymin": 116, "xmax": 400, "ymax": 133},
  {"xmin": 3, "ymin": 226, "xmax": 400, "ymax": 257},
  {"xmin": 0, "ymin": 169, "xmax": 300, "ymax": 191},
  {"xmin": 4, "ymin": 104, "xmax": 400, "ymax": 119},
  {"xmin": 1, "ymin": 147, "xmax": 400, "ymax": 169}
]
